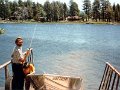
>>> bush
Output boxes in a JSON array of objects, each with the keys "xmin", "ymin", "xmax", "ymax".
[{"xmin": 0, "ymin": 28, "xmax": 5, "ymax": 34}]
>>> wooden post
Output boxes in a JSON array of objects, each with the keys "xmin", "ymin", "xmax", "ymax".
[
  {"xmin": 104, "ymin": 66, "xmax": 111, "ymax": 90},
  {"xmin": 99, "ymin": 64, "xmax": 108, "ymax": 90},
  {"xmin": 102, "ymin": 65, "xmax": 109, "ymax": 89},
  {"xmin": 4, "ymin": 65, "xmax": 9, "ymax": 80},
  {"xmin": 116, "ymin": 75, "xmax": 119, "ymax": 90},
  {"xmin": 111, "ymin": 72, "xmax": 117, "ymax": 90},
  {"xmin": 107, "ymin": 70, "xmax": 113, "ymax": 90}
]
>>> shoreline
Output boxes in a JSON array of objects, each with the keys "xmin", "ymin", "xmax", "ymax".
[{"xmin": 0, "ymin": 20, "xmax": 120, "ymax": 25}]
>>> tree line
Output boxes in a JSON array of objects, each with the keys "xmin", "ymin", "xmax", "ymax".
[{"xmin": 0, "ymin": 0, "xmax": 120, "ymax": 22}]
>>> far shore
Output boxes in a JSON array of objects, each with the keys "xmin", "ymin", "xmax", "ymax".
[{"xmin": 0, "ymin": 20, "xmax": 120, "ymax": 25}]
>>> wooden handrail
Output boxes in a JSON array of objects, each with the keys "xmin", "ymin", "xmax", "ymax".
[
  {"xmin": 0, "ymin": 60, "xmax": 11, "ymax": 70},
  {"xmin": 0, "ymin": 60, "xmax": 11, "ymax": 80},
  {"xmin": 106, "ymin": 62, "xmax": 120, "ymax": 76},
  {"xmin": 0, "ymin": 60, "xmax": 12, "ymax": 90},
  {"xmin": 99, "ymin": 62, "xmax": 120, "ymax": 90}
]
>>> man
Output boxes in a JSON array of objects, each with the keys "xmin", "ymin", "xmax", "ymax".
[{"xmin": 11, "ymin": 37, "xmax": 30, "ymax": 90}]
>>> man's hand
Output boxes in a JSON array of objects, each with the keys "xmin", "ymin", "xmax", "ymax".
[{"xmin": 26, "ymin": 50, "xmax": 31, "ymax": 56}]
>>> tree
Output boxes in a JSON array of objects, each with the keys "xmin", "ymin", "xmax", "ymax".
[
  {"xmin": 100, "ymin": 0, "xmax": 112, "ymax": 22},
  {"xmin": 4, "ymin": 0, "xmax": 11, "ymax": 19},
  {"xmin": 44, "ymin": 1, "xmax": 52, "ymax": 21},
  {"xmin": 80, "ymin": 12, "xmax": 87, "ymax": 21},
  {"xmin": 69, "ymin": 1, "xmax": 80, "ymax": 16},
  {"xmin": 35, "ymin": 3, "xmax": 46, "ymax": 21},
  {"xmin": 9, "ymin": 1, "xmax": 18, "ymax": 15},
  {"xmin": 92, "ymin": 0, "xmax": 100, "ymax": 21},
  {"xmin": 18, "ymin": 0, "xmax": 23, "ymax": 7},
  {"xmin": 51, "ymin": 1, "xmax": 60, "ymax": 21},
  {"xmin": 0, "ymin": 0, "xmax": 5, "ymax": 19},
  {"xmin": 115, "ymin": 4, "xmax": 120, "ymax": 22},
  {"xmin": 63, "ymin": 3, "xmax": 68, "ymax": 20},
  {"xmin": 32, "ymin": 2, "xmax": 37, "ymax": 19},
  {"xmin": 83, "ymin": 0, "xmax": 91, "ymax": 21},
  {"xmin": 100, "ymin": 0, "xmax": 106, "ymax": 21},
  {"xmin": 112, "ymin": 3, "xmax": 116, "ymax": 21},
  {"xmin": 26, "ymin": 0, "xmax": 33, "ymax": 19},
  {"xmin": 58, "ymin": 2, "xmax": 64, "ymax": 20},
  {"xmin": 105, "ymin": 0, "xmax": 112, "ymax": 22}
]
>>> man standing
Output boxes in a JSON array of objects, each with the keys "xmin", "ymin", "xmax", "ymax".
[{"xmin": 11, "ymin": 37, "xmax": 30, "ymax": 90}]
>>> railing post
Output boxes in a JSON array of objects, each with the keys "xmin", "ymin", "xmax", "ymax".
[
  {"xmin": 111, "ymin": 72, "xmax": 117, "ymax": 90},
  {"xmin": 99, "ymin": 64, "xmax": 108, "ymax": 90},
  {"xmin": 116, "ymin": 75, "xmax": 119, "ymax": 90},
  {"xmin": 4, "ymin": 65, "xmax": 9, "ymax": 80}
]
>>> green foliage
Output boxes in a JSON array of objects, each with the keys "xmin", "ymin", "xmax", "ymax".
[
  {"xmin": 92, "ymin": 0, "xmax": 100, "ymax": 21},
  {"xmin": 100, "ymin": 0, "xmax": 113, "ymax": 22},
  {"xmin": 83, "ymin": 0, "xmax": 91, "ymax": 21},
  {"xmin": 0, "ymin": 28, "xmax": 5, "ymax": 34},
  {"xmin": 18, "ymin": 0, "xmax": 23, "ymax": 7},
  {"xmin": 0, "ymin": 0, "xmax": 119, "ymax": 22},
  {"xmin": 44, "ymin": 1, "xmax": 52, "ymax": 21},
  {"xmin": 69, "ymin": 1, "xmax": 80, "ymax": 16},
  {"xmin": 44, "ymin": 1, "xmax": 68, "ymax": 22},
  {"xmin": 36, "ymin": 3, "xmax": 46, "ymax": 17},
  {"xmin": 114, "ymin": 4, "xmax": 120, "ymax": 21},
  {"xmin": 63, "ymin": 3, "xmax": 68, "ymax": 20},
  {"xmin": 0, "ymin": 0, "xmax": 5, "ymax": 19}
]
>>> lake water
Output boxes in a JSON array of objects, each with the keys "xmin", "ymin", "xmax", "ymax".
[{"xmin": 0, "ymin": 23, "xmax": 120, "ymax": 90}]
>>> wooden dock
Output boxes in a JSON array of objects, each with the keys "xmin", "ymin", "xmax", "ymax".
[
  {"xmin": 0, "ymin": 61, "xmax": 120, "ymax": 90},
  {"xmin": 0, "ymin": 60, "xmax": 83, "ymax": 90}
]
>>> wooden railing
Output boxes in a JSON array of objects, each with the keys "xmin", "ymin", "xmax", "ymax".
[
  {"xmin": 0, "ymin": 49, "xmax": 33, "ymax": 90},
  {"xmin": 0, "ymin": 60, "xmax": 11, "ymax": 90},
  {"xmin": 0, "ymin": 60, "xmax": 11, "ymax": 80},
  {"xmin": 99, "ymin": 62, "xmax": 120, "ymax": 90}
]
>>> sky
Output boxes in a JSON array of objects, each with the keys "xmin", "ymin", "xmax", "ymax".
[{"xmin": 10, "ymin": 0, "xmax": 120, "ymax": 10}]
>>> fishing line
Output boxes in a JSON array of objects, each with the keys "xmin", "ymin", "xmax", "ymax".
[
  {"xmin": 27, "ymin": 24, "xmax": 37, "ymax": 65},
  {"xmin": 29, "ymin": 24, "xmax": 37, "ymax": 48}
]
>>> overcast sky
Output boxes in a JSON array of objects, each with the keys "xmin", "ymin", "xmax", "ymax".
[{"xmin": 10, "ymin": 0, "xmax": 120, "ymax": 10}]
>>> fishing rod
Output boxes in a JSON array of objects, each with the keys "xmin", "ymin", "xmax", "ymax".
[
  {"xmin": 29, "ymin": 24, "xmax": 37, "ymax": 48},
  {"xmin": 27, "ymin": 24, "xmax": 37, "ymax": 65},
  {"xmin": 26, "ymin": 24, "xmax": 48, "ymax": 74}
]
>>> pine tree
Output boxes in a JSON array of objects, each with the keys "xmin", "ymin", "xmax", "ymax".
[
  {"xmin": 51, "ymin": 1, "xmax": 60, "ymax": 21},
  {"xmin": 0, "ymin": 0, "xmax": 5, "ymax": 19},
  {"xmin": 83, "ymin": 0, "xmax": 91, "ymax": 21},
  {"xmin": 18, "ymin": 0, "xmax": 23, "ymax": 7},
  {"xmin": 4, "ymin": 0, "xmax": 11, "ymax": 19},
  {"xmin": 69, "ymin": 0, "xmax": 80, "ymax": 16},
  {"xmin": 44, "ymin": 1, "xmax": 52, "ymax": 21},
  {"xmin": 26, "ymin": 0, "xmax": 33, "ymax": 19},
  {"xmin": 63, "ymin": 3, "xmax": 68, "ymax": 20},
  {"xmin": 116, "ymin": 4, "xmax": 120, "ymax": 22},
  {"xmin": 92, "ymin": 0, "xmax": 100, "ymax": 21},
  {"xmin": 105, "ymin": 0, "xmax": 112, "ymax": 22},
  {"xmin": 112, "ymin": 3, "xmax": 116, "ymax": 21},
  {"xmin": 35, "ymin": 3, "xmax": 46, "ymax": 21}
]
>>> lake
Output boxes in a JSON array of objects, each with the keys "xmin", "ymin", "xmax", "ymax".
[{"xmin": 0, "ymin": 23, "xmax": 120, "ymax": 90}]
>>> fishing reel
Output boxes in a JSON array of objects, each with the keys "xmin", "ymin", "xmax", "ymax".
[{"xmin": 23, "ymin": 62, "xmax": 29, "ymax": 69}]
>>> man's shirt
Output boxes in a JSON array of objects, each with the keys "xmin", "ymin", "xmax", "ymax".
[{"xmin": 11, "ymin": 46, "xmax": 24, "ymax": 64}]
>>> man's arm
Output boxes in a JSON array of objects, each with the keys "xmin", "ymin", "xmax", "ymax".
[{"xmin": 18, "ymin": 49, "xmax": 30, "ymax": 63}]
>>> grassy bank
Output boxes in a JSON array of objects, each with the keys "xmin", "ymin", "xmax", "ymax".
[{"xmin": 0, "ymin": 20, "xmax": 120, "ymax": 25}]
